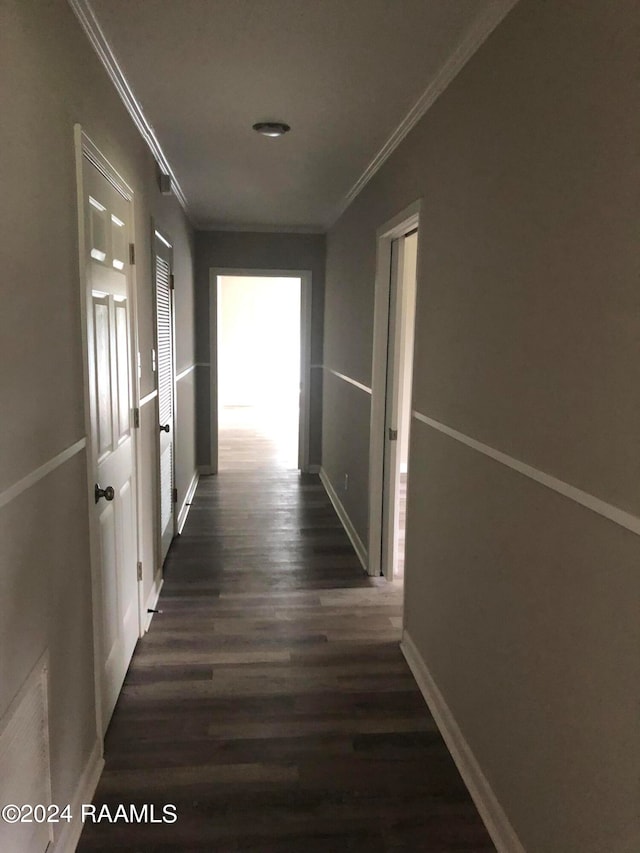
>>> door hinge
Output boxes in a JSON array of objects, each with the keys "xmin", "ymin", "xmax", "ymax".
[
  {"xmin": 388, "ymin": 427, "xmax": 398, "ymax": 441},
  {"xmin": 172, "ymin": 487, "xmax": 178, "ymax": 504},
  {"xmin": 133, "ymin": 407, "xmax": 140, "ymax": 428},
  {"xmin": 169, "ymin": 273, "xmax": 175, "ymax": 290},
  {"xmin": 137, "ymin": 561, "xmax": 142, "ymax": 581},
  {"xmin": 129, "ymin": 243, "xmax": 136, "ymax": 265}
]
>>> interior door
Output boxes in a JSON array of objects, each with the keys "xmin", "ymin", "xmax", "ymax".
[
  {"xmin": 84, "ymin": 158, "xmax": 139, "ymax": 732},
  {"xmin": 154, "ymin": 234, "xmax": 175, "ymax": 561}
]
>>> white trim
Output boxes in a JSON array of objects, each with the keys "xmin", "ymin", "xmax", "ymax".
[
  {"xmin": 310, "ymin": 363, "xmax": 323, "ymax": 369},
  {"xmin": 50, "ymin": 738, "xmax": 104, "ymax": 853},
  {"xmin": 328, "ymin": 0, "xmax": 519, "ymax": 227},
  {"xmin": 0, "ymin": 652, "xmax": 53, "ymax": 826},
  {"xmin": 325, "ymin": 367, "xmax": 372, "ymax": 395},
  {"xmin": 368, "ymin": 201, "xmax": 422, "ymax": 578},
  {"xmin": 139, "ymin": 389, "xmax": 157, "ymax": 407},
  {"xmin": 210, "ymin": 268, "xmax": 313, "ymax": 474},
  {"xmin": 401, "ymin": 630, "xmax": 525, "ymax": 853},
  {"xmin": 200, "ymin": 223, "xmax": 324, "ymax": 234},
  {"xmin": 175, "ymin": 363, "xmax": 196, "ymax": 383},
  {"xmin": 81, "ymin": 134, "xmax": 133, "ymax": 202},
  {"xmin": 300, "ymin": 273, "xmax": 313, "ymax": 472},
  {"xmin": 0, "ymin": 439, "xmax": 86, "ymax": 511},
  {"xmin": 319, "ymin": 468, "xmax": 368, "ymax": 572},
  {"xmin": 0, "ymin": 649, "xmax": 49, "ymax": 739},
  {"xmin": 212, "ymin": 268, "xmax": 311, "ymax": 278},
  {"xmin": 68, "ymin": 0, "xmax": 189, "ymax": 215},
  {"xmin": 130, "ymin": 208, "xmax": 146, "ymax": 641},
  {"xmin": 375, "ymin": 200, "xmax": 422, "ymax": 238},
  {"xmin": 143, "ymin": 570, "xmax": 164, "ymax": 633},
  {"xmin": 413, "ymin": 411, "xmax": 640, "ymax": 537},
  {"xmin": 154, "ymin": 229, "xmax": 172, "ymax": 249},
  {"xmin": 177, "ymin": 470, "xmax": 199, "ymax": 535},
  {"xmin": 307, "ymin": 464, "xmax": 321, "ymax": 475},
  {"xmin": 196, "ymin": 362, "xmax": 211, "ymax": 368},
  {"xmin": 199, "ymin": 464, "xmax": 215, "ymax": 476}
]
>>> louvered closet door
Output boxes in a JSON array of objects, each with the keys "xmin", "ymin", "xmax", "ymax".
[{"xmin": 155, "ymin": 240, "xmax": 175, "ymax": 562}]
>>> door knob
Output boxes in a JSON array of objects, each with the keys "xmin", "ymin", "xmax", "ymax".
[
  {"xmin": 95, "ymin": 484, "xmax": 115, "ymax": 503},
  {"xmin": 159, "ymin": 423, "xmax": 170, "ymax": 433}
]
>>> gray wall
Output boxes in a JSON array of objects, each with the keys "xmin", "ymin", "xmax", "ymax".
[
  {"xmin": 195, "ymin": 230, "xmax": 325, "ymax": 469},
  {"xmin": 322, "ymin": 1, "xmax": 640, "ymax": 851},
  {"xmin": 1, "ymin": 0, "xmax": 197, "ymax": 834}
]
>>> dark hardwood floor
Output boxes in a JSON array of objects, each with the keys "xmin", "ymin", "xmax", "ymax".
[{"xmin": 78, "ymin": 409, "xmax": 494, "ymax": 852}]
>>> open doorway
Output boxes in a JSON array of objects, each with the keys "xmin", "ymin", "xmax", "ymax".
[
  {"xmin": 212, "ymin": 270, "xmax": 311, "ymax": 472},
  {"xmin": 381, "ymin": 231, "xmax": 418, "ymax": 580},
  {"xmin": 369, "ymin": 202, "xmax": 420, "ymax": 581}
]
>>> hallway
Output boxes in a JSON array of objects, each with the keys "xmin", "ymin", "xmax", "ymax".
[{"xmin": 78, "ymin": 429, "xmax": 494, "ymax": 851}]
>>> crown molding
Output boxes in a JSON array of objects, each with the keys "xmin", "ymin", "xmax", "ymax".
[
  {"xmin": 68, "ymin": 0, "xmax": 190, "ymax": 216},
  {"xmin": 199, "ymin": 223, "xmax": 326, "ymax": 235},
  {"xmin": 327, "ymin": 0, "xmax": 520, "ymax": 229},
  {"xmin": 70, "ymin": 0, "xmax": 518, "ymax": 234}
]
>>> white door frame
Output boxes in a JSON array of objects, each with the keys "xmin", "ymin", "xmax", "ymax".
[
  {"xmin": 368, "ymin": 201, "xmax": 421, "ymax": 578},
  {"xmin": 73, "ymin": 125, "xmax": 143, "ymax": 738},
  {"xmin": 208, "ymin": 268, "xmax": 312, "ymax": 473}
]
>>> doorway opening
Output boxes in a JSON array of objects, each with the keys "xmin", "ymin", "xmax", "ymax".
[
  {"xmin": 212, "ymin": 271, "xmax": 311, "ymax": 472},
  {"xmin": 382, "ymin": 230, "xmax": 418, "ymax": 580},
  {"xmin": 369, "ymin": 202, "xmax": 420, "ymax": 582}
]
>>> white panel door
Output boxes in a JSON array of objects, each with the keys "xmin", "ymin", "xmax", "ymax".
[
  {"xmin": 154, "ymin": 237, "xmax": 175, "ymax": 562},
  {"xmin": 84, "ymin": 159, "xmax": 139, "ymax": 732}
]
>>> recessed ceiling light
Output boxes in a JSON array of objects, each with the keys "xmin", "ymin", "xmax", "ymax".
[{"xmin": 253, "ymin": 121, "xmax": 291, "ymax": 138}]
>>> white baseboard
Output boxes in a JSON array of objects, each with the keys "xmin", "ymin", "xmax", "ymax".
[
  {"xmin": 307, "ymin": 464, "xmax": 321, "ymax": 474},
  {"xmin": 177, "ymin": 470, "xmax": 199, "ymax": 534},
  {"xmin": 319, "ymin": 467, "xmax": 368, "ymax": 572},
  {"xmin": 144, "ymin": 570, "xmax": 164, "ymax": 633},
  {"xmin": 198, "ymin": 464, "xmax": 215, "ymax": 476},
  {"xmin": 51, "ymin": 738, "xmax": 103, "ymax": 853},
  {"xmin": 400, "ymin": 630, "xmax": 525, "ymax": 853}
]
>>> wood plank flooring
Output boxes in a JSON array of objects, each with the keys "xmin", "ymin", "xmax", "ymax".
[{"xmin": 78, "ymin": 415, "xmax": 494, "ymax": 852}]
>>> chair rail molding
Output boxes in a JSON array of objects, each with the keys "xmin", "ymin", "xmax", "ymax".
[
  {"xmin": 325, "ymin": 367, "xmax": 372, "ymax": 395},
  {"xmin": 413, "ymin": 410, "xmax": 640, "ymax": 536},
  {"xmin": 0, "ymin": 438, "xmax": 87, "ymax": 511}
]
